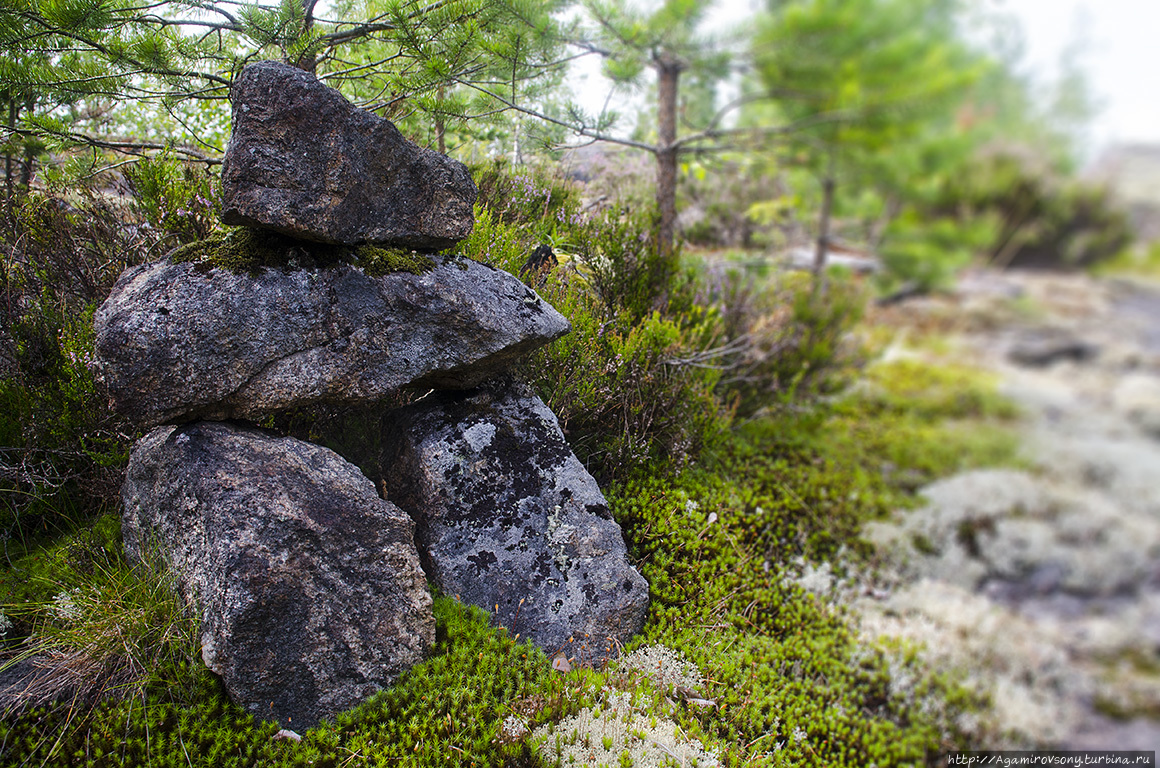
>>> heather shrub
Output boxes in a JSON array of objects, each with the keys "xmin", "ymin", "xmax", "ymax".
[{"xmin": 0, "ymin": 190, "xmax": 150, "ymax": 551}]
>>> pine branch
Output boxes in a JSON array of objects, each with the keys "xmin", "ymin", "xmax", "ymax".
[
  {"xmin": 6, "ymin": 126, "xmax": 221, "ymax": 164},
  {"xmin": 453, "ymin": 79, "xmax": 658, "ymax": 154}
]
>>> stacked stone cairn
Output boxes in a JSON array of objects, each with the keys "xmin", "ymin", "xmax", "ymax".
[{"xmin": 93, "ymin": 61, "xmax": 649, "ymax": 729}]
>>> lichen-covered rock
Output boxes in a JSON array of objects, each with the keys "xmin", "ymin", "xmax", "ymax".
[
  {"xmin": 93, "ymin": 254, "xmax": 570, "ymax": 427},
  {"xmin": 122, "ymin": 421, "xmax": 434, "ymax": 728},
  {"xmin": 382, "ymin": 377, "xmax": 649, "ymax": 661},
  {"xmin": 222, "ymin": 60, "xmax": 476, "ymax": 249}
]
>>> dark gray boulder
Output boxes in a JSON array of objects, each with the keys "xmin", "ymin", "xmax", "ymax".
[
  {"xmin": 382, "ymin": 377, "xmax": 649, "ymax": 662},
  {"xmin": 93, "ymin": 254, "xmax": 570, "ymax": 427},
  {"xmin": 221, "ymin": 61, "xmax": 476, "ymax": 249},
  {"xmin": 122, "ymin": 421, "xmax": 434, "ymax": 728}
]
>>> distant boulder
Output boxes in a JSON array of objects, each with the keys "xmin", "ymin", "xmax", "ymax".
[
  {"xmin": 1007, "ymin": 329, "xmax": 1099, "ymax": 367},
  {"xmin": 222, "ymin": 60, "xmax": 476, "ymax": 249},
  {"xmin": 382, "ymin": 377, "xmax": 649, "ymax": 662},
  {"xmin": 93, "ymin": 254, "xmax": 570, "ymax": 427},
  {"xmin": 122, "ymin": 421, "xmax": 434, "ymax": 728}
]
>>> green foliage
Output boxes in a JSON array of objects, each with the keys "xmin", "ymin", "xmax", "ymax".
[
  {"xmin": 464, "ymin": 167, "xmax": 732, "ymax": 480},
  {"xmin": 1094, "ymin": 239, "xmax": 1160, "ymax": 278},
  {"xmin": 466, "ymin": 161, "xmax": 585, "ymax": 265},
  {"xmin": 929, "ymin": 148, "xmax": 1134, "ymax": 270},
  {"xmin": 525, "ymin": 289, "xmax": 729, "ymax": 482},
  {"xmin": 681, "ymin": 155, "xmax": 788, "ymax": 250},
  {"xmin": 0, "ymin": 190, "xmax": 143, "ymax": 552},
  {"xmin": 584, "ymin": 0, "xmax": 728, "ymax": 88},
  {"xmin": 573, "ymin": 207, "xmax": 683, "ymax": 320},
  {"xmin": 123, "ymin": 155, "xmax": 220, "ymax": 251},
  {"xmin": 877, "ymin": 211, "xmax": 996, "ymax": 292},
  {"xmin": 768, "ymin": 274, "xmax": 865, "ymax": 393},
  {"xmin": 323, "ymin": 0, "xmax": 571, "ymax": 156},
  {"xmin": 695, "ymin": 265, "xmax": 867, "ymax": 417},
  {"xmin": 755, "ymin": 0, "xmax": 975, "ymax": 158},
  {"xmin": 1, "ymin": 517, "xmax": 201, "ymax": 715}
]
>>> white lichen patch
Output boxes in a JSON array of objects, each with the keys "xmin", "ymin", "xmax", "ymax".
[
  {"xmin": 854, "ymin": 578, "xmax": 1088, "ymax": 746},
  {"xmin": 49, "ymin": 588, "xmax": 84, "ymax": 622},
  {"xmin": 461, "ymin": 421, "xmax": 496, "ymax": 453},
  {"xmin": 534, "ymin": 691, "xmax": 719, "ymax": 768},
  {"xmin": 617, "ymin": 645, "xmax": 702, "ymax": 694}
]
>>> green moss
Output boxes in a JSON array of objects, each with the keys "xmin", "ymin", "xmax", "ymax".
[
  {"xmin": 170, "ymin": 227, "xmax": 437, "ymax": 277},
  {"xmin": 353, "ymin": 245, "xmax": 435, "ymax": 277},
  {"xmin": 850, "ymin": 358, "xmax": 1020, "ymax": 422},
  {"xmin": 170, "ymin": 227, "xmax": 305, "ymax": 273},
  {"xmin": 0, "ymin": 358, "xmax": 1011, "ymax": 767}
]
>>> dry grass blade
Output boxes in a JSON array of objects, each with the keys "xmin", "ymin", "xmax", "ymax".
[{"xmin": 0, "ymin": 548, "xmax": 198, "ymax": 718}]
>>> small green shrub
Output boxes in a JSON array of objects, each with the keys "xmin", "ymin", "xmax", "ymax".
[
  {"xmin": 694, "ymin": 265, "xmax": 868, "ymax": 417},
  {"xmin": 123, "ymin": 154, "xmax": 219, "ymax": 253},
  {"xmin": 930, "ymin": 148, "xmax": 1133, "ymax": 270},
  {"xmin": 572, "ymin": 207, "xmax": 682, "ymax": 321},
  {"xmin": 473, "ymin": 161, "xmax": 581, "ymax": 236},
  {"xmin": 878, "ymin": 212, "xmax": 996, "ymax": 293},
  {"xmin": 1, "ymin": 191, "xmax": 142, "ymax": 552},
  {"xmin": 524, "ymin": 281, "xmax": 730, "ymax": 483}
]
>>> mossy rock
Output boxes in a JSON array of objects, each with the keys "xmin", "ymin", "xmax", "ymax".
[{"xmin": 170, "ymin": 227, "xmax": 435, "ymax": 277}]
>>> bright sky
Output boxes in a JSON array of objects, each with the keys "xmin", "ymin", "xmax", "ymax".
[{"xmin": 992, "ymin": 0, "xmax": 1160, "ymax": 156}]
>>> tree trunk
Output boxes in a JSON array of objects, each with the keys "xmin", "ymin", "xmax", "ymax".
[
  {"xmin": 813, "ymin": 175, "xmax": 835, "ymax": 275},
  {"xmin": 813, "ymin": 174, "xmax": 835, "ymax": 296},
  {"xmin": 655, "ymin": 55, "xmax": 682, "ymax": 262}
]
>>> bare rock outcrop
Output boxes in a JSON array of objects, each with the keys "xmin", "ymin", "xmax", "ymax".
[
  {"xmin": 222, "ymin": 61, "xmax": 476, "ymax": 249},
  {"xmin": 122, "ymin": 421, "xmax": 434, "ymax": 728},
  {"xmin": 382, "ymin": 377, "xmax": 649, "ymax": 661},
  {"xmin": 93, "ymin": 254, "xmax": 570, "ymax": 427}
]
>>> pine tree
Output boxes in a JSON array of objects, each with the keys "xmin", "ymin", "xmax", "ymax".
[
  {"xmin": 0, "ymin": 0, "xmax": 571, "ymax": 191},
  {"xmin": 754, "ymin": 0, "xmax": 977, "ymax": 278}
]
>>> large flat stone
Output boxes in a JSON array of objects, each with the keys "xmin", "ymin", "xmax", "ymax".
[
  {"xmin": 222, "ymin": 60, "xmax": 476, "ymax": 249},
  {"xmin": 122, "ymin": 421, "xmax": 434, "ymax": 728},
  {"xmin": 382, "ymin": 377, "xmax": 649, "ymax": 662},
  {"xmin": 93, "ymin": 255, "xmax": 570, "ymax": 427}
]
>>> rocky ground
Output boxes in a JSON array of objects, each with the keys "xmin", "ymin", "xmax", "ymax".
[{"xmin": 851, "ymin": 270, "xmax": 1160, "ymax": 748}]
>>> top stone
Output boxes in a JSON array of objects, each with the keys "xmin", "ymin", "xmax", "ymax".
[{"xmin": 221, "ymin": 61, "xmax": 476, "ymax": 249}]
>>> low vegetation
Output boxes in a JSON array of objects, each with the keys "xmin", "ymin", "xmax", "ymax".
[{"xmin": 0, "ymin": 162, "xmax": 1022, "ymax": 766}]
